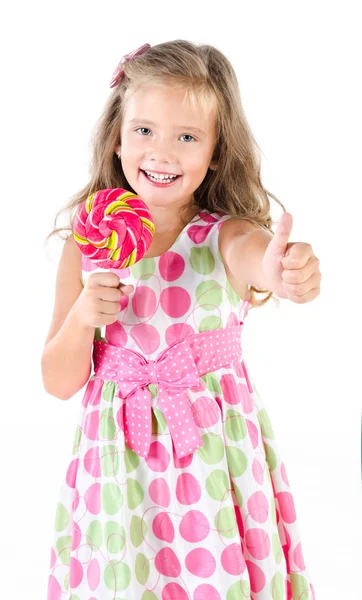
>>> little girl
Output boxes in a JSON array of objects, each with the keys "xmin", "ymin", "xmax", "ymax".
[{"xmin": 43, "ymin": 40, "xmax": 321, "ymax": 600}]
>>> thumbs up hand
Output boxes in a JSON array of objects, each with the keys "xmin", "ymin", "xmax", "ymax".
[{"xmin": 261, "ymin": 213, "xmax": 321, "ymax": 303}]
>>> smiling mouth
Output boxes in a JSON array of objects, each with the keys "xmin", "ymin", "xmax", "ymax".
[{"xmin": 141, "ymin": 169, "xmax": 182, "ymax": 184}]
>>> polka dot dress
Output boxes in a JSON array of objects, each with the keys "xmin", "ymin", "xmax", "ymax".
[{"xmin": 47, "ymin": 210, "xmax": 316, "ymax": 599}]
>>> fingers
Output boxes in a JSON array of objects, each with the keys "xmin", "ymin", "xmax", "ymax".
[
  {"xmin": 281, "ymin": 255, "xmax": 320, "ymax": 285},
  {"xmin": 270, "ymin": 212, "xmax": 293, "ymax": 254}
]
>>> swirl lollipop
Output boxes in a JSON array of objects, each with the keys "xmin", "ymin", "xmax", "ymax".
[{"xmin": 73, "ymin": 188, "xmax": 154, "ymax": 269}]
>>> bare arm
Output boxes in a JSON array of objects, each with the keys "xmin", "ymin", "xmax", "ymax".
[
  {"xmin": 41, "ymin": 236, "xmax": 95, "ymax": 400},
  {"xmin": 219, "ymin": 218, "xmax": 273, "ymax": 290}
]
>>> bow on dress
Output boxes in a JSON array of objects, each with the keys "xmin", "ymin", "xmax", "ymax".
[{"xmin": 116, "ymin": 338, "xmax": 204, "ymax": 459}]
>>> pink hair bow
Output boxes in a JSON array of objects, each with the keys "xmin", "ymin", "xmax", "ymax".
[{"xmin": 109, "ymin": 43, "xmax": 151, "ymax": 88}]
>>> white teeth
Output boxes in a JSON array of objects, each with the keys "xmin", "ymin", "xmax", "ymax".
[{"xmin": 144, "ymin": 170, "xmax": 178, "ymax": 182}]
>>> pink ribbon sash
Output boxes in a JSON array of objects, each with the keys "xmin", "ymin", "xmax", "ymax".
[{"xmin": 92, "ymin": 324, "xmax": 243, "ymax": 459}]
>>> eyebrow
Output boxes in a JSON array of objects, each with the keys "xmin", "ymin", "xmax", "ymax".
[{"xmin": 128, "ymin": 118, "xmax": 206, "ymax": 135}]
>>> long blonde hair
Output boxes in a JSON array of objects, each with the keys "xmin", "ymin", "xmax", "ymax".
[{"xmin": 46, "ymin": 39, "xmax": 286, "ymax": 307}]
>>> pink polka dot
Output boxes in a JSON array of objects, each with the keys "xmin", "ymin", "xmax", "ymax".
[
  {"xmin": 145, "ymin": 441, "xmax": 170, "ymax": 472},
  {"xmin": 72, "ymin": 489, "xmax": 80, "ymax": 512},
  {"xmin": 160, "ymin": 287, "xmax": 191, "ymax": 318},
  {"xmin": 47, "ymin": 575, "xmax": 62, "ymax": 600},
  {"xmin": 220, "ymin": 374, "xmax": 239, "ymax": 405},
  {"xmin": 194, "ymin": 584, "xmax": 221, "ymax": 600},
  {"xmin": 84, "ymin": 447, "xmax": 101, "ymax": 477},
  {"xmin": 238, "ymin": 383, "xmax": 253, "ymax": 414},
  {"xmin": 83, "ymin": 410, "xmax": 100, "ymax": 441},
  {"xmin": 116, "ymin": 406, "xmax": 124, "ymax": 431},
  {"xmin": 179, "ymin": 510, "xmax": 210, "ymax": 542},
  {"xmin": 49, "ymin": 548, "xmax": 56, "ymax": 569},
  {"xmin": 130, "ymin": 323, "xmax": 160, "ymax": 354},
  {"xmin": 247, "ymin": 492, "xmax": 269, "ymax": 523},
  {"xmin": 245, "ymin": 560, "xmax": 266, "ymax": 593},
  {"xmin": 155, "ymin": 547, "xmax": 181, "ymax": 577},
  {"xmin": 162, "ymin": 582, "xmax": 189, "ymax": 600},
  {"xmin": 245, "ymin": 528, "xmax": 271, "ymax": 560},
  {"xmin": 159, "ymin": 251, "xmax": 185, "ymax": 281},
  {"xmin": 174, "ymin": 452, "xmax": 193, "ymax": 469},
  {"xmin": 165, "ymin": 323, "xmax": 195, "ymax": 346},
  {"xmin": 252, "ymin": 458, "xmax": 264, "ymax": 485},
  {"xmin": 234, "ymin": 503, "xmax": 244, "ymax": 538},
  {"xmin": 221, "ymin": 543, "xmax": 246, "ymax": 575},
  {"xmin": 293, "ymin": 542, "xmax": 306, "ymax": 571},
  {"xmin": 187, "ymin": 223, "xmax": 214, "ymax": 244},
  {"xmin": 176, "ymin": 473, "xmax": 201, "ymax": 505},
  {"xmin": 70, "ymin": 557, "xmax": 84, "ymax": 588},
  {"xmin": 246, "ymin": 419, "xmax": 259, "ymax": 449},
  {"xmin": 192, "ymin": 396, "xmax": 220, "ymax": 428},
  {"xmin": 132, "ymin": 285, "xmax": 157, "ymax": 319},
  {"xmin": 66, "ymin": 458, "xmax": 79, "ymax": 488},
  {"xmin": 185, "ymin": 548, "xmax": 216, "ymax": 577},
  {"xmin": 72, "ymin": 522, "xmax": 81, "ymax": 550},
  {"xmin": 106, "ymin": 321, "xmax": 127, "ymax": 346},
  {"xmin": 110, "ymin": 267, "xmax": 130, "ymax": 279},
  {"xmin": 85, "ymin": 483, "xmax": 101, "ymax": 515},
  {"xmin": 276, "ymin": 492, "xmax": 296, "ymax": 524},
  {"xmin": 152, "ymin": 511, "xmax": 175, "ymax": 543},
  {"xmin": 281, "ymin": 462, "xmax": 290, "ymax": 487},
  {"xmin": 87, "ymin": 558, "xmax": 100, "ymax": 591},
  {"xmin": 148, "ymin": 478, "xmax": 171, "ymax": 507}
]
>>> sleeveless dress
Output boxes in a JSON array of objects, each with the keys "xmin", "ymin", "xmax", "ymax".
[{"xmin": 47, "ymin": 209, "xmax": 316, "ymax": 600}]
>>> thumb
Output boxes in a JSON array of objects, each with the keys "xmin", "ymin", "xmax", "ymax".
[{"xmin": 268, "ymin": 212, "xmax": 293, "ymax": 257}]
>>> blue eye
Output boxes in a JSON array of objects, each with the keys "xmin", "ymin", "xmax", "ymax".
[{"xmin": 135, "ymin": 128, "xmax": 196, "ymax": 142}]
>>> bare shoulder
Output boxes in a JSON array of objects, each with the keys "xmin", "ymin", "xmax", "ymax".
[
  {"xmin": 43, "ymin": 235, "xmax": 84, "ymax": 347},
  {"xmin": 219, "ymin": 217, "xmax": 259, "ymax": 302}
]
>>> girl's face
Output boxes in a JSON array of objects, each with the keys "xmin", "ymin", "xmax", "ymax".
[{"xmin": 117, "ymin": 84, "xmax": 217, "ymax": 212}]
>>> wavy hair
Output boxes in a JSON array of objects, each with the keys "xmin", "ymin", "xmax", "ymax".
[{"xmin": 46, "ymin": 39, "xmax": 286, "ymax": 307}]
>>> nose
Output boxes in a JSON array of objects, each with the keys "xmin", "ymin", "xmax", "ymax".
[{"xmin": 146, "ymin": 137, "xmax": 176, "ymax": 164}]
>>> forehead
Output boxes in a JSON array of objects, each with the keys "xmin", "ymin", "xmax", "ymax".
[{"xmin": 123, "ymin": 83, "xmax": 217, "ymax": 132}]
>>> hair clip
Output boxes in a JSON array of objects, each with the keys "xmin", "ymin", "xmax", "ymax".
[{"xmin": 109, "ymin": 43, "xmax": 151, "ymax": 88}]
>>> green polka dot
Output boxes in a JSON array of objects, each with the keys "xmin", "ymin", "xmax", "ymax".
[
  {"xmin": 190, "ymin": 247, "xmax": 215, "ymax": 274},
  {"xmin": 131, "ymin": 258, "xmax": 155, "ymax": 280},
  {"xmin": 130, "ymin": 515, "xmax": 148, "ymax": 548},
  {"xmin": 225, "ymin": 410, "xmax": 247, "ymax": 441},
  {"xmin": 227, "ymin": 579, "xmax": 250, "ymax": 599},
  {"xmin": 152, "ymin": 408, "xmax": 167, "ymax": 434},
  {"xmin": 69, "ymin": 596, "xmax": 80, "ymax": 600},
  {"xmin": 148, "ymin": 384, "xmax": 157, "ymax": 399},
  {"xmin": 226, "ymin": 279, "xmax": 241, "ymax": 307},
  {"xmin": 290, "ymin": 575, "xmax": 312, "ymax": 599},
  {"xmin": 196, "ymin": 280, "xmax": 223, "ymax": 310},
  {"xmin": 215, "ymin": 506, "xmax": 238, "ymax": 539},
  {"xmin": 55, "ymin": 503, "xmax": 69, "ymax": 532},
  {"xmin": 124, "ymin": 446, "xmax": 140, "ymax": 473},
  {"xmin": 72, "ymin": 426, "xmax": 82, "ymax": 455},
  {"xmin": 232, "ymin": 482, "xmax": 244, "ymax": 506},
  {"xmin": 270, "ymin": 572, "xmax": 284, "ymax": 599},
  {"xmin": 226, "ymin": 446, "xmax": 248, "ymax": 477},
  {"xmin": 141, "ymin": 592, "xmax": 158, "ymax": 600},
  {"xmin": 201, "ymin": 372, "xmax": 222, "ymax": 394},
  {"xmin": 271, "ymin": 495, "xmax": 277, "ymax": 526},
  {"xmin": 99, "ymin": 408, "xmax": 116, "ymax": 440},
  {"xmin": 104, "ymin": 521, "xmax": 126, "ymax": 554},
  {"xmin": 56, "ymin": 536, "xmax": 71, "ymax": 565},
  {"xmin": 104, "ymin": 560, "xmax": 131, "ymax": 592},
  {"xmin": 258, "ymin": 408, "xmax": 275, "ymax": 439},
  {"xmin": 127, "ymin": 478, "xmax": 144, "ymax": 510},
  {"xmin": 135, "ymin": 552, "xmax": 150, "ymax": 584},
  {"xmin": 86, "ymin": 519, "xmax": 102, "ymax": 551},
  {"xmin": 102, "ymin": 482, "xmax": 124, "ymax": 515},
  {"xmin": 197, "ymin": 433, "xmax": 224, "ymax": 464},
  {"xmin": 198, "ymin": 315, "xmax": 222, "ymax": 332},
  {"xmin": 102, "ymin": 381, "xmax": 116, "ymax": 402},
  {"xmin": 101, "ymin": 445, "xmax": 120, "ymax": 477},
  {"xmin": 265, "ymin": 443, "xmax": 277, "ymax": 471},
  {"xmin": 206, "ymin": 469, "xmax": 230, "ymax": 501},
  {"xmin": 272, "ymin": 532, "xmax": 283, "ymax": 564}
]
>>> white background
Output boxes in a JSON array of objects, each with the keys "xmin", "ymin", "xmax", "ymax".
[{"xmin": 1, "ymin": 1, "xmax": 361, "ymax": 598}]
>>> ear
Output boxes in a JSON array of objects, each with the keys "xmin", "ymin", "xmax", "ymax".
[
  {"xmin": 115, "ymin": 144, "xmax": 121, "ymax": 156},
  {"xmin": 209, "ymin": 162, "xmax": 218, "ymax": 171}
]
